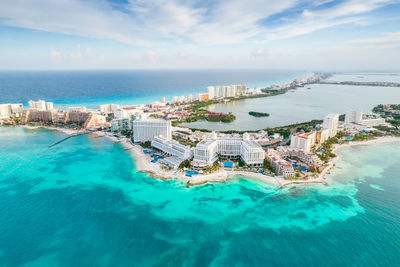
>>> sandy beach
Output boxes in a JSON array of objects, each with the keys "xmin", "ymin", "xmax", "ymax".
[
  {"xmin": 313, "ymin": 136, "xmax": 400, "ymax": 184},
  {"xmin": 102, "ymin": 134, "xmax": 282, "ymax": 186},
  {"xmin": 23, "ymin": 125, "xmax": 400, "ymax": 188},
  {"xmin": 22, "ymin": 125, "xmax": 84, "ymax": 135},
  {"xmin": 105, "ymin": 133, "xmax": 400, "ymax": 188}
]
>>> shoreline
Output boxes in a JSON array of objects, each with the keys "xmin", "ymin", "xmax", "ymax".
[
  {"xmin": 317, "ymin": 136, "xmax": 400, "ymax": 183},
  {"xmin": 16, "ymin": 126, "xmax": 400, "ymax": 189},
  {"xmin": 108, "ymin": 132, "xmax": 400, "ymax": 188},
  {"xmin": 21, "ymin": 125, "xmax": 84, "ymax": 135}
]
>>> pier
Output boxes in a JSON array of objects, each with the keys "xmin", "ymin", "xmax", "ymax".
[{"xmin": 48, "ymin": 132, "xmax": 87, "ymax": 147}]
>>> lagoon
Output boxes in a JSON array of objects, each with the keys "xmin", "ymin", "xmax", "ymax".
[{"xmin": 182, "ymin": 81, "xmax": 400, "ymax": 131}]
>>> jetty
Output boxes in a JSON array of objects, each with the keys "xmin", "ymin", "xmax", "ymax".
[{"xmin": 48, "ymin": 132, "xmax": 87, "ymax": 147}]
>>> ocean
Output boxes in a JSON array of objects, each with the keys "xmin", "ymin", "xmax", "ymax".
[
  {"xmin": 0, "ymin": 69, "xmax": 310, "ymax": 108},
  {"xmin": 0, "ymin": 127, "xmax": 399, "ymax": 266}
]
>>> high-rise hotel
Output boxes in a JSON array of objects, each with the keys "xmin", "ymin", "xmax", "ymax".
[{"xmin": 132, "ymin": 118, "xmax": 171, "ymax": 142}]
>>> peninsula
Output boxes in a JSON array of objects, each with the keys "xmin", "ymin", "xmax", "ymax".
[{"xmin": 1, "ymin": 74, "xmax": 399, "ymax": 189}]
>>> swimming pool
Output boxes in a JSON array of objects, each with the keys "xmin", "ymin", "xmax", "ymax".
[
  {"xmin": 185, "ymin": 170, "xmax": 199, "ymax": 177},
  {"xmin": 223, "ymin": 162, "xmax": 234, "ymax": 167}
]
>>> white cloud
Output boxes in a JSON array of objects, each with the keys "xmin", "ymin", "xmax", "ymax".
[
  {"xmin": 50, "ymin": 48, "xmax": 62, "ymax": 60},
  {"xmin": 250, "ymin": 48, "xmax": 270, "ymax": 58},
  {"xmin": 49, "ymin": 45, "xmax": 100, "ymax": 62},
  {"xmin": 1, "ymin": 0, "xmax": 392, "ymax": 47},
  {"xmin": 260, "ymin": 0, "xmax": 396, "ymax": 41},
  {"xmin": 350, "ymin": 31, "xmax": 400, "ymax": 44}
]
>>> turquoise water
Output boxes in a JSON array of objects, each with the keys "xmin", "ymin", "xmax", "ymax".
[
  {"xmin": 1, "ymin": 126, "xmax": 400, "ymax": 266},
  {"xmin": 330, "ymin": 73, "xmax": 400, "ymax": 83}
]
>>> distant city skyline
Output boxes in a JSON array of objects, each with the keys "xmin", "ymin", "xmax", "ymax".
[{"xmin": 0, "ymin": 0, "xmax": 399, "ymax": 70}]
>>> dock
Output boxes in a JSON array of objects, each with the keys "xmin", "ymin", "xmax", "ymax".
[{"xmin": 48, "ymin": 132, "xmax": 87, "ymax": 147}]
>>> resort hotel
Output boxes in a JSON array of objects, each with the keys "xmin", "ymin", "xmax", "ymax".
[
  {"xmin": 132, "ymin": 118, "xmax": 171, "ymax": 142},
  {"xmin": 151, "ymin": 136, "xmax": 193, "ymax": 168},
  {"xmin": 290, "ymin": 113, "xmax": 338, "ymax": 152},
  {"xmin": 344, "ymin": 110, "xmax": 385, "ymax": 127},
  {"xmin": 192, "ymin": 132, "xmax": 265, "ymax": 168},
  {"xmin": 0, "ymin": 103, "xmax": 24, "ymax": 119}
]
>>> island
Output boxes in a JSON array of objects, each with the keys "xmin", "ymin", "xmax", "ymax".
[{"xmin": 248, "ymin": 111, "xmax": 270, "ymax": 117}]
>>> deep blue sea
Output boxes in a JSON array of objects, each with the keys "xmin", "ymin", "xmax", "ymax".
[
  {"xmin": 1, "ymin": 70, "xmax": 400, "ymax": 266},
  {"xmin": 0, "ymin": 127, "xmax": 400, "ymax": 266},
  {"xmin": 0, "ymin": 70, "xmax": 310, "ymax": 108}
]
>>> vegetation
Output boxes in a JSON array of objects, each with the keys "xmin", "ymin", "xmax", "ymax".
[
  {"xmin": 248, "ymin": 111, "xmax": 270, "ymax": 117},
  {"xmin": 352, "ymin": 132, "xmax": 376, "ymax": 141},
  {"xmin": 388, "ymin": 120, "xmax": 400, "ymax": 127},
  {"xmin": 263, "ymin": 159, "xmax": 277, "ymax": 175},
  {"xmin": 120, "ymin": 130, "xmax": 133, "ymax": 137},
  {"xmin": 178, "ymin": 159, "xmax": 191, "ymax": 170},
  {"xmin": 105, "ymin": 113, "xmax": 114, "ymax": 122},
  {"xmin": 172, "ymin": 136, "xmax": 199, "ymax": 147},
  {"xmin": 139, "ymin": 141, "xmax": 152, "ymax": 148},
  {"xmin": 183, "ymin": 112, "xmax": 236, "ymax": 124},
  {"xmin": 317, "ymin": 136, "xmax": 340, "ymax": 162},
  {"xmin": 204, "ymin": 162, "xmax": 220, "ymax": 173}
]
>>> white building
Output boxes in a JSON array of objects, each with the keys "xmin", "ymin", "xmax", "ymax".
[
  {"xmin": 186, "ymin": 94, "xmax": 194, "ymax": 103},
  {"xmin": 322, "ymin": 113, "xmax": 339, "ymax": 137},
  {"xmin": 345, "ymin": 110, "xmax": 363, "ymax": 124},
  {"xmin": 215, "ymin": 86, "xmax": 221, "ymax": 98},
  {"xmin": 160, "ymin": 97, "xmax": 167, "ymax": 104},
  {"xmin": 206, "ymin": 86, "xmax": 215, "ymax": 100},
  {"xmin": 240, "ymin": 134, "xmax": 265, "ymax": 166},
  {"xmin": 46, "ymin": 102, "xmax": 54, "ymax": 110},
  {"xmin": 193, "ymin": 139, "xmax": 219, "ymax": 167},
  {"xmin": 345, "ymin": 110, "xmax": 385, "ymax": 127},
  {"xmin": 132, "ymin": 118, "xmax": 171, "ymax": 142},
  {"xmin": 193, "ymin": 132, "xmax": 265, "ymax": 167},
  {"xmin": 178, "ymin": 96, "xmax": 185, "ymax": 103},
  {"xmin": 111, "ymin": 118, "xmax": 131, "ymax": 132},
  {"xmin": 217, "ymin": 137, "xmax": 243, "ymax": 159},
  {"xmin": 100, "ymin": 104, "xmax": 120, "ymax": 114},
  {"xmin": 172, "ymin": 96, "xmax": 179, "ymax": 104},
  {"xmin": 0, "ymin": 103, "xmax": 24, "ymax": 119},
  {"xmin": 28, "ymin": 100, "xmax": 53, "ymax": 111},
  {"xmin": 114, "ymin": 108, "xmax": 128, "ymax": 119},
  {"xmin": 317, "ymin": 128, "xmax": 330, "ymax": 144},
  {"xmin": 151, "ymin": 136, "xmax": 193, "ymax": 160}
]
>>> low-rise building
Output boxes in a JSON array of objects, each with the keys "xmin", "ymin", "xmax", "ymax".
[
  {"xmin": 111, "ymin": 118, "xmax": 131, "ymax": 132},
  {"xmin": 100, "ymin": 104, "xmax": 120, "ymax": 114},
  {"xmin": 265, "ymin": 148, "xmax": 295, "ymax": 178},
  {"xmin": 345, "ymin": 110, "xmax": 386, "ymax": 127}
]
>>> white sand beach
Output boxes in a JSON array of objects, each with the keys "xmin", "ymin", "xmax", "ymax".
[
  {"xmin": 22, "ymin": 125, "xmax": 83, "ymax": 135},
  {"xmin": 106, "ymin": 133, "xmax": 400, "ymax": 188}
]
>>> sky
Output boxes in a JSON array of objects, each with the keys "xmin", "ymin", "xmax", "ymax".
[{"xmin": 0, "ymin": 0, "xmax": 399, "ymax": 70}]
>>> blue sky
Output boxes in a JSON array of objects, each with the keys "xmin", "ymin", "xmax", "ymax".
[{"xmin": 0, "ymin": 0, "xmax": 399, "ymax": 70}]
